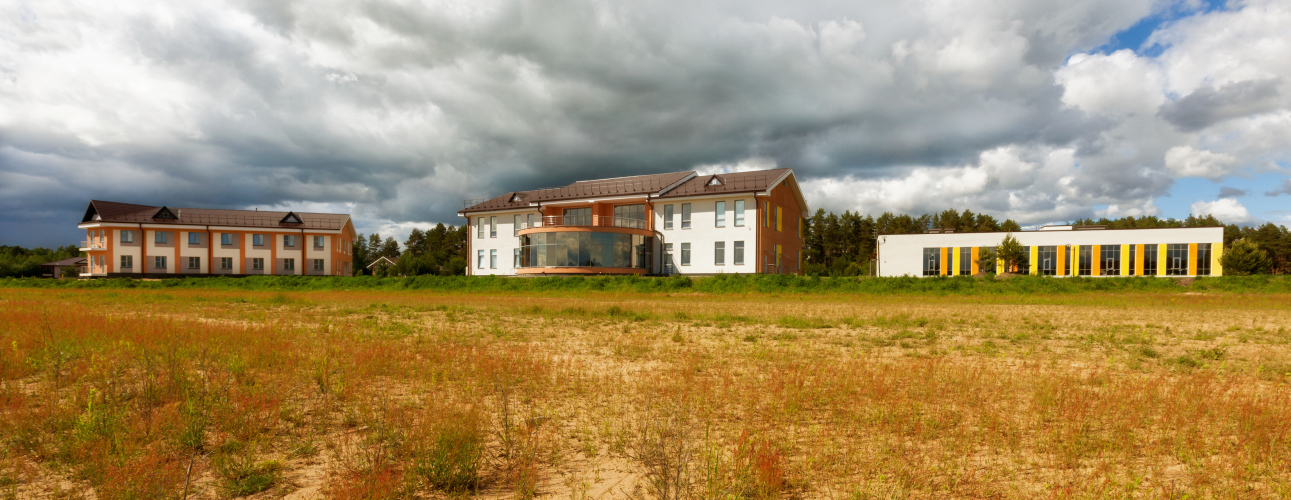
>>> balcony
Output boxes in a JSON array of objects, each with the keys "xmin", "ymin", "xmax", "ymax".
[
  {"xmin": 78, "ymin": 266, "xmax": 107, "ymax": 277},
  {"xmin": 79, "ymin": 240, "xmax": 106, "ymax": 251},
  {"xmin": 520, "ymin": 215, "xmax": 651, "ymax": 231}
]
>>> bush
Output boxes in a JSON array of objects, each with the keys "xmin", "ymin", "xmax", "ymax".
[
  {"xmin": 409, "ymin": 407, "xmax": 484, "ymax": 493},
  {"xmin": 1222, "ymin": 239, "xmax": 1273, "ymax": 275}
]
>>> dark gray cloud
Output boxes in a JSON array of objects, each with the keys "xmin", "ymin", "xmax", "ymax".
[
  {"xmin": 1266, "ymin": 180, "xmax": 1291, "ymax": 197},
  {"xmin": 1, "ymin": 0, "xmax": 1287, "ymax": 247},
  {"xmin": 1158, "ymin": 79, "xmax": 1282, "ymax": 131},
  {"xmin": 1219, "ymin": 186, "xmax": 1247, "ymax": 198}
]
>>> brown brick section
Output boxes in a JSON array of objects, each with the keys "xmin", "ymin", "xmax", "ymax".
[{"xmin": 756, "ymin": 181, "xmax": 805, "ymax": 274}]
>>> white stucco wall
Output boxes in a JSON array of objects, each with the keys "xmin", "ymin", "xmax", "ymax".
[
  {"xmin": 653, "ymin": 196, "xmax": 757, "ymax": 275},
  {"xmin": 469, "ymin": 210, "xmax": 539, "ymax": 276}
]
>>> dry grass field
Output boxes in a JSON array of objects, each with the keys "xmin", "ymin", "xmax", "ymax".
[{"xmin": 2, "ymin": 286, "xmax": 1290, "ymax": 499}]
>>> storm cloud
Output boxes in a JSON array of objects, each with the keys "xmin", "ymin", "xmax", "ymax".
[{"xmin": 2, "ymin": 0, "xmax": 1289, "ymax": 246}]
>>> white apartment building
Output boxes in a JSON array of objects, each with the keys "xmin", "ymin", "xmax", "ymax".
[{"xmin": 458, "ymin": 168, "xmax": 809, "ymax": 276}]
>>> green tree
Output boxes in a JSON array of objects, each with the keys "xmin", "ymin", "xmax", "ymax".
[
  {"xmin": 379, "ymin": 237, "xmax": 400, "ymax": 259},
  {"xmin": 1222, "ymin": 239, "xmax": 1272, "ymax": 275},
  {"xmin": 352, "ymin": 233, "xmax": 370, "ymax": 275},
  {"xmin": 975, "ymin": 247, "xmax": 997, "ymax": 274},
  {"xmin": 997, "ymin": 234, "xmax": 1025, "ymax": 274}
]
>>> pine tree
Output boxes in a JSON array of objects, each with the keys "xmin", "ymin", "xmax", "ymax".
[
  {"xmin": 1222, "ymin": 239, "xmax": 1272, "ymax": 275},
  {"xmin": 997, "ymin": 234, "xmax": 1025, "ymax": 274}
]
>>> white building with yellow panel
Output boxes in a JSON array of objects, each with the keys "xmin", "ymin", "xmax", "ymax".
[{"xmin": 876, "ymin": 226, "xmax": 1224, "ymax": 277}]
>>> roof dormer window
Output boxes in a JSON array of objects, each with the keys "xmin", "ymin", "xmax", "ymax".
[
  {"xmin": 280, "ymin": 211, "xmax": 303, "ymax": 224},
  {"xmin": 707, "ymin": 176, "xmax": 723, "ymax": 186},
  {"xmin": 153, "ymin": 206, "xmax": 178, "ymax": 219}
]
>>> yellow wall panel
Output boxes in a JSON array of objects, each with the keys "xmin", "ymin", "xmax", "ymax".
[
  {"xmin": 1029, "ymin": 246, "xmax": 1039, "ymax": 275},
  {"xmin": 1120, "ymin": 244, "xmax": 1130, "ymax": 276},
  {"xmin": 1188, "ymin": 243, "xmax": 1197, "ymax": 276},
  {"xmin": 971, "ymin": 247, "xmax": 980, "ymax": 275},
  {"xmin": 1135, "ymin": 244, "xmax": 1145, "ymax": 276},
  {"xmin": 1056, "ymin": 245, "xmax": 1066, "ymax": 276},
  {"xmin": 1213, "ymin": 243, "xmax": 1224, "ymax": 276},
  {"xmin": 1157, "ymin": 244, "xmax": 1167, "ymax": 276},
  {"xmin": 1092, "ymin": 245, "xmax": 1101, "ymax": 276}
]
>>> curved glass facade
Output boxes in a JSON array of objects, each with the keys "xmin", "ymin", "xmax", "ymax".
[{"xmin": 520, "ymin": 232, "xmax": 653, "ymax": 269}]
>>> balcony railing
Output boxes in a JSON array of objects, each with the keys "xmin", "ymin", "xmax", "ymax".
[
  {"xmin": 80, "ymin": 240, "xmax": 106, "ymax": 250},
  {"xmin": 519, "ymin": 215, "xmax": 651, "ymax": 231}
]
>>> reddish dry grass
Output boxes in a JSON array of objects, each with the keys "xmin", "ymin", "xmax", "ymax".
[{"xmin": 1, "ymin": 287, "xmax": 1290, "ymax": 499}]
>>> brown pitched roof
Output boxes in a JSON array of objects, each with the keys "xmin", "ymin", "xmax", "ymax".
[
  {"xmin": 81, "ymin": 200, "xmax": 351, "ymax": 231},
  {"xmin": 655, "ymin": 168, "xmax": 792, "ymax": 199},
  {"xmin": 462, "ymin": 169, "xmax": 801, "ymax": 214}
]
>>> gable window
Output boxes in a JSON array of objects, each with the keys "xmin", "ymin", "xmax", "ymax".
[
  {"xmin": 664, "ymin": 205, "xmax": 674, "ymax": 230},
  {"xmin": 155, "ymin": 231, "xmax": 169, "ymax": 244},
  {"xmin": 154, "ymin": 256, "xmax": 167, "ymax": 269},
  {"xmin": 715, "ymin": 241, "xmax": 725, "ymax": 265},
  {"xmin": 120, "ymin": 230, "xmax": 134, "ymax": 243},
  {"xmin": 220, "ymin": 257, "xmax": 232, "ymax": 270},
  {"xmin": 121, "ymin": 255, "xmax": 133, "ymax": 268},
  {"xmin": 680, "ymin": 243, "xmax": 691, "ymax": 266},
  {"xmin": 252, "ymin": 258, "xmax": 264, "ymax": 271},
  {"xmin": 681, "ymin": 204, "xmax": 691, "ymax": 229},
  {"xmin": 313, "ymin": 236, "xmax": 324, "ymax": 248},
  {"xmin": 221, "ymin": 233, "xmax": 233, "ymax": 245},
  {"xmin": 734, "ymin": 241, "xmax": 745, "ymax": 265},
  {"xmin": 734, "ymin": 200, "xmax": 745, "ymax": 226},
  {"xmin": 284, "ymin": 235, "xmax": 297, "ymax": 247},
  {"xmin": 715, "ymin": 201, "xmax": 726, "ymax": 227},
  {"xmin": 188, "ymin": 257, "xmax": 201, "ymax": 270},
  {"xmin": 253, "ymin": 234, "xmax": 264, "ymax": 246}
]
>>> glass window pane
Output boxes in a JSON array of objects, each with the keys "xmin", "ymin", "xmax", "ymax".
[
  {"xmin": 734, "ymin": 241, "xmax": 744, "ymax": 265},
  {"xmin": 715, "ymin": 201, "xmax": 726, "ymax": 227},
  {"xmin": 734, "ymin": 200, "xmax": 745, "ymax": 226},
  {"xmin": 681, "ymin": 243, "xmax": 691, "ymax": 265},
  {"xmin": 681, "ymin": 204, "xmax": 691, "ymax": 229},
  {"xmin": 664, "ymin": 205, "xmax": 674, "ymax": 230}
]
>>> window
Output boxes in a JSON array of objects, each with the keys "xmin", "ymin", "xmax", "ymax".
[
  {"xmin": 253, "ymin": 234, "xmax": 264, "ymax": 246},
  {"xmin": 681, "ymin": 204, "xmax": 691, "ymax": 229},
  {"xmin": 220, "ymin": 257, "xmax": 232, "ymax": 270},
  {"xmin": 734, "ymin": 200, "xmax": 745, "ymax": 226},
  {"xmin": 1144, "ymin": 245, "xmax": 1158, "ymax": 275},
  {"xmin": 514, "ymin": 214, "xmax": 522, "ymax": 236},
  {"xmin": 514, "ymin": 248, "xmax": 522, "ymax": 268},
  {"xmin": 154, "ymin": 256, "xmax": 167, "ymax": 269},
  {"xmin": 715, "ymin": 241, "xmax": 725, "ymax": 265},
  {"xmin": 490, "ymin": 216, "xmax": 497, "ymax": 238},
  {"xmin": 314, "ymin": 236, "xmax": 324, "ymax": 248},
  {"xmin": 478, "ymin": 250, "xmax": 485, "ymax": 269},
  {"xmin": 922, "ymin": 248, "xmax": 941, "ymax": 276},
  {"xmin": 489, "ymin": 249, "xmax": 497, "ymax": 268},
  {"xmin": 221, "ymin": 233, "xmax": 233, "ymax": 245},
  {"xmin": 1127, "ymin": 245, "xmax": 1137, "ymax": 275},
  {"xmin": 527, "ymin": 213, "xmax": 537, "ymax": 230},
  {"xmin": 284, "ymin": 235, "xmax": 296, "ymax": 247},
  {"xmin": 1197, "ymin": 243, "xmax": 1212, "ymax": 276},
  {"xmin": 313, "ymin": 259, "xmax": 324, "ymax": 271},
  {"xmin": 1166, "ymin": 244, "xmax": 1189, "ymax": 275},
  {"xmin": 1019, "ymin": 246, "xmax": 1031, "ymax": 274},
  {"xmin": 1078, "ymin": 245, "xmax": 1093, "ymax": 276},
  {"xmin": 664, "ymin": 205, "xmax": 674, "ymax": 230},
  {"xmin": 120, "ymin": 230, "xmax": 134, "ymax": 243},
  {"xmin": 664, "ymin": 243, "xmax": 674, "ymax": 273},
  {"xmin": 121, "ymin": 255, "xmax": 133, "ymax": 268},
  {"xmin": 961, "ymin": 247, "xmax": 973, "ymax": 275},
  {"xmin": 189, "ymin": 232, "xmax": 200, "ymax": 244},
  {"xmin": 979, "ymin": 247, "xmax": 997, "ymax": 274},
  {"xmin": 283, "ymin": 258, "xmax": 295, "ymax": 271},
  {"xmin": 775, "ymin": 206, "xmax": 782, "ymax": 231},
  {"xmin": 563, "ymin": 208, "xmax": 591, "ymax": 226},
  {"xmin": 188, "ymin": 257, "xmax": 200, "ymax": 269},
  {"xmin": 734, "ymin": 241, "xmax": 745, "ymax": 265},
  {"xmin": 1037, "ymin": 246, "xmax": 1057, "ymax": 276},
  {"xmin": 715, "ymin": 201, "xmax": 726, "ymax": 227},
  {"xmin": 155, "ymin": 231, "xmax": 168, "ymax": 244},
  {"xmin": 775, "ymin": 244, "xmax": 782, "ymax": 267},
  {"xmin": 1100, "ymin": 245, "xmax": 1121, "ymax": 276},
  {"xmin": 252, "ymin": 258, "xmax": 264, "ymax": 271},
  {"xmin": 764, "ymin": 201, "xmax": 770, "ymax": 227},
  {"xmin": 680, "ymin": 243, "xmax": 691, "ymax": 266},
  {"xmin": 477, "ymin": 217, "xmax": 484, "ymax": 238},
  {"xmin": 613, "ymin": 204, "xmax": 646, "ymax": 229}
]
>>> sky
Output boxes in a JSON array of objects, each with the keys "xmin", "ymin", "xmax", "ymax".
[{"xmin": 1, "ymin": 0, "xmax": 1289, "ymax": 248}]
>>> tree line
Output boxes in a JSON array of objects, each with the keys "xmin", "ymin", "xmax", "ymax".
[
  {"xmin": 351, "ymin": 223, "xmax": 469, "ymax": 276},
  {"xmin": 0, "ymin": 245, "xmax": 82, "ymax": 277},
  {"xmin": 802, "ymin": 208, "xmax": 1291, "ymax": 276}
]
